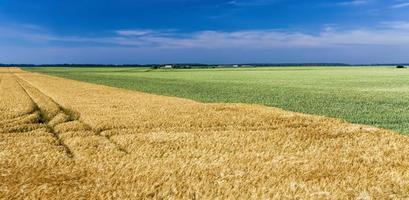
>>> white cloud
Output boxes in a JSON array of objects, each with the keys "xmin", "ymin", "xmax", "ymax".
[
  {"xmin": 109, "ymin": 25, "xmax": 409, "ymax": 48},
  {"xmin": 116, "ymin": 30, "xmax": 155, "ymax": 36},
  {"xmin": 0, "ymin": 24, "xmax": 54, "ymax": 42},
  {"xmin": 4, "ymin": 23, "xmax": 409, "ymax": 64},
  {"xmin": 390, "ymin": 2, "xmax": 409, "ymax": 8},
  {"xmin": 381, "ymin": 21, "xmax": 409, "ymax": 30},
  {"xmin": 336, "ymin": 0, "xmax": 368, "ymax": 6},
  {"xmin": 3, "ymin": 21, "xmax": 409, "ymax": 50}
]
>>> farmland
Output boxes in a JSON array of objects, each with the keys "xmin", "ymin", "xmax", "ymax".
[
  {"xmin": 2, "ymin": 67, "xmax": 409, "ymax": 198},
  {"xmin": 27, "ymin": 66, "xmax": 409, "ymax": 134}
]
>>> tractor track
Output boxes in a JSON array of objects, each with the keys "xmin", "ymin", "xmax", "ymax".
[
  {"xmin": 14, "ymin": 75, "xmax": 74, "ymax": 158},
  {"xmin": 14, "ymin": 73, "xmax": 129, "ymax": 156}
]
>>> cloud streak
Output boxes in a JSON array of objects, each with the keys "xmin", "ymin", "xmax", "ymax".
[
  {"xmin": 336, "ymin": 0, "xmax": 368, "ymax": 6},
  {"xmin": 390, "ymin": 2, "xmax": 409, "ymax": 8},
  {"xmin": 3, "ymin": 22, "xmax": 409, "ymax": 49},
  {"xmin": 3, "ymin": 21, "xmax": 409, "ymax": 64},
  {"xmin": 101, "ymin": 23, "xmax": 409, "ymax": 49}
]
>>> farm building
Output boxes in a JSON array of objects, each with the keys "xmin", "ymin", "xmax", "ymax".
[{"xmin": 217, "ymin": 64, "xmax": 240, "ymax": 68}]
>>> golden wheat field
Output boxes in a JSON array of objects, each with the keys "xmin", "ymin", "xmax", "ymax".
[{"xmin": 1, "ymin": 67, "xmax": 409, "ymax": 199}]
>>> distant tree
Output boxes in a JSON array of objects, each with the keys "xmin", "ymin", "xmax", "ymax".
[{"xmin": 397, "ymin": 65, "xmax": 406, "ymax": 69}]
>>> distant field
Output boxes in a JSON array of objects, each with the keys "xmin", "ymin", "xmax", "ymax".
[{"xmin": 26, "ymin": 66, "xmax": 409, "ymax": 134}]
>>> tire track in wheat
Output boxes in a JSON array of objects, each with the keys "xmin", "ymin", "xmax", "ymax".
[
  {"xmin": 13, "ymin": 74, "xmax": 74, "ymax": 158},
  {"xmin": 14, "ymin": 74, "xmax": 129, "ymax": 156}
]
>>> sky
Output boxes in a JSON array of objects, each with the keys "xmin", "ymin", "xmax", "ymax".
[{"xmin": 0, "ymin": 0, "xmax": 409, "ymax": 64}]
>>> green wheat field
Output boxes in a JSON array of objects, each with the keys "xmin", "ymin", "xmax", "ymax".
[{"xmin": 25, "ymin": 66, "xmax": 409, "ymax": 134}]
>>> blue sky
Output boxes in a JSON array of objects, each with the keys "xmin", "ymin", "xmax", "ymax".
[{"xmin": 1, "ymin": 0, "xmax": 409, "ymax": 64}]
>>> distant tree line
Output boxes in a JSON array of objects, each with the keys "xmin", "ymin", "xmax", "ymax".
[{"xmin": 1, "ymin": 63, "xmax": 408, "ymax": 68}]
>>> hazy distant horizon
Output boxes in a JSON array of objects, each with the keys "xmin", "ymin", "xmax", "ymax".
[{"xmin": 1, "ymin": 63, "xmax": 408, "ymax": 66}]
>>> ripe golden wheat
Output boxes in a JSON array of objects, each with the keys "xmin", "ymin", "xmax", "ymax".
[{"xmin": 1, "ymin": 67, "xmax": 409, "ymax": 199}]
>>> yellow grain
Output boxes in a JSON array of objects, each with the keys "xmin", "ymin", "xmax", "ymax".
[{"xmin": 1, "ymin": 67, "xmax": 409, "ymax": 199}]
